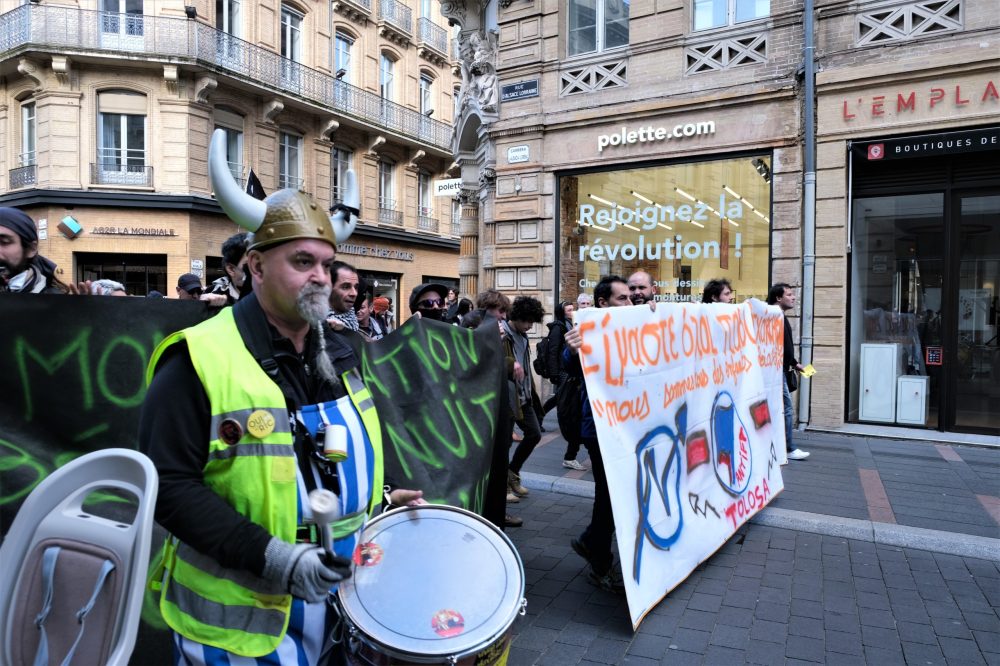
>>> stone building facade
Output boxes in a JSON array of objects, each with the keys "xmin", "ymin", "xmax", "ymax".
[
  {"xmin": 448, "ymin": 0, "xmax": 999, "ymax": 437},
  {"xmin": 0, "ymin": 0, "xmax": 462, "ymax": 316}
]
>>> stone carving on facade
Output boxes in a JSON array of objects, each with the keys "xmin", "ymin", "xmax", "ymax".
[
  {"xmin": 18, "ymin": 57, "xmax": 43, "ymax": 90},
  {"xmin": 479, "ymin": 166, "xmax": 496, "ymax": 190},
  {"xmin": 461, "ymin": 30, "xmax": 499, "ymax": 114},
  {"xmin": 51, "ymin": 56, "xmax": 72, "ymax": 86},
  {"xmin": 194, "ymin": 75, "xmax": 217, "ymax": 104}
]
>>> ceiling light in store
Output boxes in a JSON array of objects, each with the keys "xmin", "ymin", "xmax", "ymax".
[
  {"xmin": 727, "ymin": 218, "xmax": 740, "ymax": 227},
  {"xmin": 630, "ymin": 191, "xmax": 654, "ymax": 204},
  {"xmin": 689, "ymin": 220, "xmax": 705, "ymax": 229},
  {"xmin": 658, "ymin": 223, "xmax": 673, "ymax": 231},
  {"xmin": 674, "ymin": 187, "xmax": 696, "ymax": 202},
  {"xmin": 588, "ymin": 194, "xmax": 616, "ymax": 207},
  {"xmin": 622, "ymin": 224, "xmax": 640, "ymax": 232}
]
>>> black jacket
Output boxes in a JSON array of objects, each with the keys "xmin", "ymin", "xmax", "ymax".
[{"xmin": 139, "ymin": 294, "xmax": 361, "ymax": 576}]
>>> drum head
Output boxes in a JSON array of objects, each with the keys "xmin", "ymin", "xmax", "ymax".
[{"xmin": 338, "ymin": 505, "xmax": 524, "ymax": 660}]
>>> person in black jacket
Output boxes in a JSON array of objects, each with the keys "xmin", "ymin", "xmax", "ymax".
[
  {"xmin": 540, "ymin": 301, "xmax": 587, "ymax": 470},
  {"xmin": 767, "ymin": 283, "xmax": 810, "ymax": 461}
]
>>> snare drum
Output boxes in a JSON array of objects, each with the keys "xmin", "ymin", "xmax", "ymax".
[{"xmin": 337, "ymin": 504, "xmax": 526, "ymax": 665}]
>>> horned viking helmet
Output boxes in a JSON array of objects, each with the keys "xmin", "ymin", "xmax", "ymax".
[{"xmin": 208, "ymin": 128, "xmax": 359, "ymax": 251}]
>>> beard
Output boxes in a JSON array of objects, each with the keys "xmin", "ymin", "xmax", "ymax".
[{"xmin": 296, "ymin": 282, "xmax": 340, "ymax": 387}]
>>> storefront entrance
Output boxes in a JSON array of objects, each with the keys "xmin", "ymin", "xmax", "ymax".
[
  {"xmin": 76, "ymin": 252, "xmax": 167, "ymax": 296},
  {"xmin": 848, "ymin": 127, "xmax": 1000, "ymax": 434}
]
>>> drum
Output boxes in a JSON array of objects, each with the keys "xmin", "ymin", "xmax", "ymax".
[{"xmin": 337, "ymin": 504, "xmax": 526, "ymax": 665}]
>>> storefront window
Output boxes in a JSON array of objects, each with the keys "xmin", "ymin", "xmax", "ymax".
[
  {"xmin": 559, "ymin": 154, "xmax": 772, "ymax": 304},
  {"xmin": 849, "ymin": 194, "xmax": 944, "ymax": 429}
]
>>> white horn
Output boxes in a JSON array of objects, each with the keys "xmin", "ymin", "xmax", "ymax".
[
  {"xmin": 331, "ymin": 168, "xmax": 359, "ymax": 243},
  {"xmin": 209, "ymin": 128, "xmax": 266, "ymax": 232}
]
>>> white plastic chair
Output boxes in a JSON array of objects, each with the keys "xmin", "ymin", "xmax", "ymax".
[{"xmin": 0, "ymin": 448, "xmax": 159, "ymax": 666}]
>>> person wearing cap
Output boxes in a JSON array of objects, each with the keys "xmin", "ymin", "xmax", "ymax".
[
  {"xmin": 0, "ymin": 207, "xmax": 66, "ymax": 294},
  {"xmin": 139, "ymin": 129, "xmax": 424, "ymax": 665},
  {"xmin": 408, "ymin": 282, "xmax": 449, "ymax": 320},
  {"xmin": 175, "ymin": 273, "xmax": 204, "ymax": 300}
]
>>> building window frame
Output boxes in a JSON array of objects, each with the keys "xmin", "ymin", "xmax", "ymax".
[
  {"xmin": 281, "ymin": 4, "xmax": 303, "ymax": 62},
  {"xmin": 21, "ymin": 101, "xmax": 36, "ymax": 167},
  {"xmin": 378, "ymin": 159, "xmax": 395, "ymax": 209},
  {"xmin": 97, "ymin": 101, "xmax": 147, "ymax": 185},
  {"xmin": 567, "ymin": 0, "xmax": 630, "ymax": 58},
  {"xmin": 216, "ymin": 0, "xmax": 241, "ymax": 36},
  {"xmin": 278, "ymin": 130, "xmax": 303, "ymax": 190},
  {"xmin": 215, "ymin": 111, "xmax": 244, "ymax": 185},
  {"xmin": 331, "ymin": 146, "xmax": 353, "ymax": 203},
  {"xmin": 379, "ymin": 53, "xmax": 395, "ymax": 102},
  {"xmin": 334, "ymin": 30, "xmax": 354, "ymax": 82},
  {"xmin": 419, "ymin": 73, "xmax": 434, "ymax": 115},
  {"xmin": 693, "ymin": 0, "xmax": 769, "ymax": 32},
  {"xmin": 417, "ymin": 170, "xmax": 433, "ymax": 217}
]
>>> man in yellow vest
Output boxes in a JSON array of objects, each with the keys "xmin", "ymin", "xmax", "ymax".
[{"xmin": 140, "ymin": 129, "xmax": 424, "ymax": 665}]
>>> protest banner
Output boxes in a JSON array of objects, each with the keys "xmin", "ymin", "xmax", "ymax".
[
  {"xmin": 0, "ymin": 294, "xmax": 211, "ymax": 531},
  {"xmin": 359, "ymin": 316, "xmax": 504, "ymax": 511},
  {"xmin": 575, "ymin": 298, "xmax": 787, "ymax": 628}
]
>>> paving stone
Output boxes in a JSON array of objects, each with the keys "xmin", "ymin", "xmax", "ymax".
[
  {"xmin": 902, "ymin": 640, "xmax": 948, "ymax": 665},
  {"xmin": 508, "ymin": 646, "xmax": 542, "ymax": 665},
  {"xmin": 862, "ymin": 644, "xmax": 907, "ymax": 664},
  {"xmin": 859, "ymin": 606, "xmax": 898, "ymax": 629},
  {"xmin": 965, "ymin": 611, "xmax": 1000, "ymax": 633},
  {"xmin": 751, "ymin": 618, "xmax": 788, "ymax": 644},
  {"xmin": 582, "ymin": 637, "xmax": 629, "ymax": 664},
  {"xmin": 677, "ymin": 608, "xmax": 716, "ymax": 631},
  {"xmin": 716, "ymin": 605, "xmax": 754, "ymax": 629},
  {"xmin": 555, "ymin": 621, "xmax": 601, "ymax": 648},
  {"xmin": 975, "ymin": 630, "xmax": 1000, "ymax": 655},
  {"xmin": 824, "ymin": 594, "xmax": 857, "ymax": 614},
  {"xmin": 754, "ymin": 601, "xmax": 790, "ymax": 623},
  {"xmin": 686, "ymin": 592, "xmax": 723, "ymax": 613},
  {"xmin": 786, "ymin": 634, "xmax": 826, "ymax": 662},
  {"xmin": 635, "ymin": 613, "xmax": 679, "ymax": 638},
  {"xmin": 824, "ymin": 651, "xmax": 866, "ymax": 665},
  {"xmin": 722, "ymin": 589, "xmax": 758, "ymax": 609},
  {"xmin": 825, "ymin": 629, "xmax": 864, "ymax": 655},
  {"xmin": 824, "ymin": 611, "xmax": 861, "ymax": 634},
  {"xmin": 788, "ymin": 615, "xmax": 825, "ymax": 640},
  {"xmin": 668, "ymin": 628, "xmax": 710, "ymax": 653},
  {"xmin": 514, "ymin": 625, "xmax": 562, "ymax": 651},
  {"xmin": 656, "ymin": 648, "xmax": 702, "ymax": 666},
  {"xmin": 861, "ymin": 624, "xmax": 901, "ymax": 650},
  {"xmin": 790, "ymin": 598, "xmax": 824, "ymax": 620},
  {"xmin": 538, "ymin": 643, "xmax": 588, "ymax": 666},
  {"xmin": 746, "ymin": 639, "xmax": 786, "ymax": 664},
  {"xmin": 930, "ymin": 615, "xmax": 973, "ymax": 640},
  {"xmin": 897, "ymin": 620, "xmax": 939, "ymax": 645},
  {"xmin": 856, "ymin": 590, "xmax": 891, "ymax": 610},
  {"xmin": 625, "ymin": 634, "xmax": 672, "ymax": 660},
  {"xmin": 621, "ymin": 656, "xmax": 659, "ymax": 666},
  {"xmin": 939, "ymin": 636, "xmax": 988, "ymax": 665}
]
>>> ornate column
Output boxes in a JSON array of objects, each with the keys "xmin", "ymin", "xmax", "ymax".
[{"xmin": 458, "ymin": 189, "xmax": 479, "ymax": 296}]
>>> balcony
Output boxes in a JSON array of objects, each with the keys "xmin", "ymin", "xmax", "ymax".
[
  {"xmin": 378, "ymin": 203, "xmax": 403, "ymax": 226},
  {"xmin": 333, "ymin": 0, "xmax": 371, "ymax": 24},
  {"xmin": 377, "ymin": 0, "xmax": 411, "ymax": 45},
  {"xmin": 9, "ymin": 163, "xmax": 36, "ymax": 189},
  {"xmin": 417, "ymin": 213, "xmax": 439, "ymax": 233},
  {"xmin": 416, "ymin": 17, "xmax": 447, "ymax": 64},
  {"xmin": 91, "ymin": 162, "xmax": 153, "ymax": 187},
  {"xmin": 0, "ymin": 4, "xmax": 452, "ymax": 152}
]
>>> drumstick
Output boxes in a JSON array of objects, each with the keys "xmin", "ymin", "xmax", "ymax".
[{"xmin": 308, "ymin": 489, "xmax": 340, "ymax": 561}]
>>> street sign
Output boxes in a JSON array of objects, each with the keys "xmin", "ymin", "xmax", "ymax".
[{"xmin": 501, "ymin": 79, "xmax": 539, "ymax": 102}]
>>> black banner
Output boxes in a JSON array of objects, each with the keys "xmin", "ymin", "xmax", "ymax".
[
  {"xmin": 853, "ymin": 125, "xmax": 1000, "ymax": 161},
  {"xmin": 360, "ymin": 317, "xmax": 504, "ymax": 512},
  {"xmin": 0, "ymin": 294, "xmax": 212, "ymax": 530}
]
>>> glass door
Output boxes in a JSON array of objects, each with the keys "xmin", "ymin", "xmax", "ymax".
[{"xmin": 949, "ymin": 192, "xmax": 1000, "ymax": 432}]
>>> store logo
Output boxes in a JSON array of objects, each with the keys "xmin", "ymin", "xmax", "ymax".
[{"xmin": 867, "ymin": 144, "xmax": 885, "ymax": 160}]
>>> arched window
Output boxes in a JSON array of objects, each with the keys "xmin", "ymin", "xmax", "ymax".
[
  {"xmin": 379, "ymin": 53, "xmax": 395, "ymax": 102},
  {"xmin": 334, "ymin": 30, "xmax": 354, "ymax": 83}
]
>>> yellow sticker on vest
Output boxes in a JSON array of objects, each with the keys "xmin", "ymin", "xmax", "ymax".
[{"xmin": 247, "ymin": 410, "xmax": 276, "ymax": 438}]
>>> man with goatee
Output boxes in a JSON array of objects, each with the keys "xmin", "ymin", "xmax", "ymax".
[{"xmin": 139, "ymin": 129, "xmax": 423, "ymax": 665}]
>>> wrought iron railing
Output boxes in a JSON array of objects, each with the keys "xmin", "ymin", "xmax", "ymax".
[
  {"xmin": 91, "ymin": 162, "xmax": 153, "ymax": 186},
  {"xmin": 378, "ymin": 0, "xmax": 411, "ymax": 35},
  {"xmin": 341, "ymin": 0, "xmax": 371, "ymax": 12},
  {"xmin": 0, "ymin": 4, "xmax": 451, "ymax": 150},
  {"xmin": 417, "ymin": 17, "xmax": 447, "ymax": 55},
  {"xmin": 417, "ymin": 214, "xmax": 439, "ymax": 232},
  {"xmin": 279, "ymin": 174, "xmax": 304, "ymax": 190},
  {"xmin": 378, "ymin": 205, "xmax": 403, "ymax": 226},
  {"xmin": 228, "ymin": 161, "xmax": 244, "ymax": 185},
  {"xmin": 9, "ymin": 164, "xmax": 36, "ymax": 188},
  {"xmin": 451, "ymin": 220, "xmax": 461, "ymax": 236}
]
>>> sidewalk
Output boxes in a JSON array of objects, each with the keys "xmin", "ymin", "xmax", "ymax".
[
  {"xmin": 516, "ymin": 413, "xmax": 1000, "ymax": 559},
  {"xmin": 504, "ymin": 486, "xmax": 1000, "ymax": 665}
]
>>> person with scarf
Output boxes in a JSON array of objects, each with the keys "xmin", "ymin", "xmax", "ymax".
[{"xmin": 0, "ymin": 207, "xmax": 67, "ymax": 294}]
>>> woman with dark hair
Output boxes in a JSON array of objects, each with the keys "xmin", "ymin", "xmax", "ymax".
[
  {"xmin": 701, "ymin": 278, "xmax": 734, "ymax": 303},
  {"xmin": 451, "ymin": 297, "xmax": 474, "ymax": 325}
]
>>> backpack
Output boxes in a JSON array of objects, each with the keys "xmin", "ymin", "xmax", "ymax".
[{"xmin": 533, "ymin": 337, "xmax": 551, "ymax": 378}]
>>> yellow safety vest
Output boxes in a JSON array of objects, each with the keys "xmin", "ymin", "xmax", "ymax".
[{"xmin": 144, "ymin": 308, "xmax": 384, "ymax": 656}]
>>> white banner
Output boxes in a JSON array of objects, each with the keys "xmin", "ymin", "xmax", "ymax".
[{"xmin": 576, "ymin": 299, "xmax": 787, "ymax": 628}]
